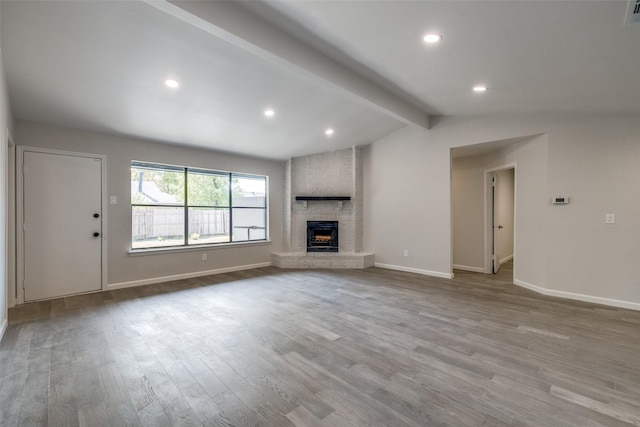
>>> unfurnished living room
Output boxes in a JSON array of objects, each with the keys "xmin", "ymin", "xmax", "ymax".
[{"xmin": 1, "ymin": 1, "xmax": 640, "ymax": 426}]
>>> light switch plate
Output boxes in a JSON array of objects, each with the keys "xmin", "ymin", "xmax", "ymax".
[
  {"xmin": 110, "ymin": 196, "xmax": 118, "ymax": 205},
  {"xmin": 605, "ymin": 213, "xmax": 615, "ymax": 224}
]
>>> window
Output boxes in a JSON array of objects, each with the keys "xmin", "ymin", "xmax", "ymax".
[{"xmin": 131, "ymin": 162, "xmax": 267, "ymax": 249}]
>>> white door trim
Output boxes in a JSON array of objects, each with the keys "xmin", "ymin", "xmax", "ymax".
[
  {"xmin": 483, "ymin": 162, "xmax": 516, "ymax": 275},
  {"xmin": 16, "ymin": 146, "xmax": 107, "ymax": 304}
]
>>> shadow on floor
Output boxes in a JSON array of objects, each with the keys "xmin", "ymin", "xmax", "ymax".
[{"xmin": 453, "ymin": 259, "xmax": 513, "ymax": 285}]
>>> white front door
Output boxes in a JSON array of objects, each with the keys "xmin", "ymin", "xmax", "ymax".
[{"xmin": 22, "ymin": 150, "xmax": 103, "ymax": 301}]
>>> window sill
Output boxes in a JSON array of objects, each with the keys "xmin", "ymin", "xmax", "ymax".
[{"xmin": 128, "ymin": 240, "xmax": 272, "ymax": 256}]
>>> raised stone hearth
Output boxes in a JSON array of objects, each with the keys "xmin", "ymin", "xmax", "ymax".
[
  {"xmin": 272, "ymin": 147, "xmax": 374, "ymax": 269},
  {"xmin": 271, "ymin": 252, "xmax": 374, "ymax": 269}
]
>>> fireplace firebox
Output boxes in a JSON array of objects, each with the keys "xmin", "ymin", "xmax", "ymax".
[{"xmin": 307, "ymin": 221, "xmax": 338, "ymax": 252}]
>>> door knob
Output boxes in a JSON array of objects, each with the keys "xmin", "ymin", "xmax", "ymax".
[
  {"xmin": 93, "ymin": 213, "xmax": 100, "ymax": 218},
  {"xmin": 93, "ymin": 232, "xmax": 100, "ymax": 237}
]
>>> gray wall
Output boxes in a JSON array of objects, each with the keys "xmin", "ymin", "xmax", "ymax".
[
  {"xmin": 451, "ymin": 155, "xmax": 486, "ymax": 271},
  {"xmin": 12, "ymin": 120, "xmax": 284, "ymax": 301},
  {"xmin": 365, "ymin": 115, "xmax": 640, "ymax": 309},
  {"xmin": 0, "ymin": 5, "xmax": 13, "ymax": 337}
]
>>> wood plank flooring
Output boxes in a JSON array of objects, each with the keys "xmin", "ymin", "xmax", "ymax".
[{"xmin": 2, "ymin": 265, "xmax": 640, "ymax": 426}]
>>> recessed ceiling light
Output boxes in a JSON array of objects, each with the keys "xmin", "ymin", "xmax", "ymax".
[
  {"xmin": 264, "ymin": 108, "xmax": 275, "ymax": 117},
  {"xmin": 164, "ymin": 79, "xmax": 179, "ymax": 88},
  {"xmin": 325, "ymin": 128, "xmax": 334, "ymax": 136},
  {"xmin": 423, "ymin": 33, "xmax": 442, "ymax": 43},
  {"xmin": 473, "ymin": 85, "xmax": 488, "ymax": 92}
]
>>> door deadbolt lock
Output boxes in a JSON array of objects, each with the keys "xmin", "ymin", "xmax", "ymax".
[
  {"xmin": 93, "ymin": 213, "xmax": 100, "ymax": 218},
  {"xmin": 93, "ymin": 232, "xmax": 100, "ymax": 237}
]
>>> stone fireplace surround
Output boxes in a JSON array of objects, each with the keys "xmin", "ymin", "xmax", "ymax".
[{"xmin": 271, "ymin": 147, "xmax": 374, "ymax": 269}]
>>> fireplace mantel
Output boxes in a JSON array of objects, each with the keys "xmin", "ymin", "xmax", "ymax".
[
  {"xmin": 295, "ymin": 196, "xmax": 351, "ymax": 210},
  {"xmin": 295, "ymin": 196, "xmax": 351, "ymax": 201}
]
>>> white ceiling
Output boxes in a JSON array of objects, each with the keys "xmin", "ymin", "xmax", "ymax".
[
  {"xmin": 2, "ymin": 1, "xmax": 639, "ymax": 160},
  {"xmin": 257, "ymin": 0, "xmax": 640, "ymax": 116}
]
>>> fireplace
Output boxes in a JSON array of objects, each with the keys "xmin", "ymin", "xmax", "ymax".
[{"xmin": 307, "ymin": 221, "xmax": 338, "ymax": 252}]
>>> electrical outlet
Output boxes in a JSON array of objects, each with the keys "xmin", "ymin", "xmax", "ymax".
[
  {"xmin": 403, "ymin": 250, "xmax": 409, "ymax": 257},
  {"xmin": 201, "ymin": 253, "xmax": 207, "ymax": 261},
  {"xmin": 605, "ymin": 213, "xmax": 615, "ymax": 224}
]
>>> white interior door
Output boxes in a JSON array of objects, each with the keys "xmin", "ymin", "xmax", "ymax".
[
  {"xmin": 491, "ymin": 173, "xmax": 500, "ymax": 274},
  {"xmin": 490, "ymin": 168, "xmax": 516, "ymax": 275},
  {"xmin": 22, "ymin": 150, "xmax": 103, "ymax": 301}
]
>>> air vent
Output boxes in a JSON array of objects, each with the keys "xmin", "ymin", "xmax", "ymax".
[{"xmin": 625, "ymin": 0, "xmax": 640, "ymax": 25}]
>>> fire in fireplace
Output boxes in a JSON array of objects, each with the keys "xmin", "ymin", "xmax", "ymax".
[{"xmin": 307, "ymin": 221, "xmax": 338, "ymax": 252}]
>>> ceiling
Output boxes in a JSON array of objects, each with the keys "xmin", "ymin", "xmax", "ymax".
[{"xmin": 2, "ymin": 1, "xmax": 639, "ymax": 160}]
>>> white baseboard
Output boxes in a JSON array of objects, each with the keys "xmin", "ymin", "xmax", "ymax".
[
  {"xmin": 514, "ymin": 279, "xmax": 640, "ymax": 312},
  {"xmin": 452, "ymin": 264, "xmax": 484, "ymax": 273},
  {"xmin": 374, "ymin": 262, "xmax": 453, "ymax": 279},
  {"xmin": 499, "ymin": 254, "xmax": 514, "ymax": 265},
  {"xmin": 106, "ymin": 262, "xmax": 272, "ymax": 291},
  {"xmin": 0, "ymin": 318, "xmax": 7, "ymax": 342}
]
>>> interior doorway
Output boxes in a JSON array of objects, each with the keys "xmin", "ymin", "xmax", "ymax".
[
  {"xmin": 452, "ymin": 135, "xmax": 538, "ymax": 282},
  {"xmin": 486, "ymin": 165, "xmax": 515, "ymax": 276}
]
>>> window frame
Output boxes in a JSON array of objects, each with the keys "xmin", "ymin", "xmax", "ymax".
[{"xmin": 131, "ymin": 161, "xmax": 268, "ymax": 251}]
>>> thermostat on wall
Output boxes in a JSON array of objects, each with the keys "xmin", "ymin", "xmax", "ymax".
[{"xmin": 552, "ymin": 196, "xmax": 569, "ymax": 205}]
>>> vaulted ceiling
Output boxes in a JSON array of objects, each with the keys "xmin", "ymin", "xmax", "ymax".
[{"xmin": 2, "ymin": 1, "xmax": 639, "ymax": 160}]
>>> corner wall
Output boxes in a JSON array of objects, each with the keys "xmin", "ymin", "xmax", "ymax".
[
  {"xmin": 363, "ymin": 126, "xmax": 453, "ymax": 278},
  {"xmin": 273, "ymin": 147, "xmax": 373, "ymax": 269},
  {"xmin": 286, "ymin": 148, "xmax": 362, "ymax": 253},
  {"xmin": 365, "ymin": 115, "xmax": 640, "ymax": 309}
]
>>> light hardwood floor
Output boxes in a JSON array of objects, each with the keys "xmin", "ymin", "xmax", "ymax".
[{"xmin": 2, "ymin": 265, "xmax": 640, "ymax": 426}]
